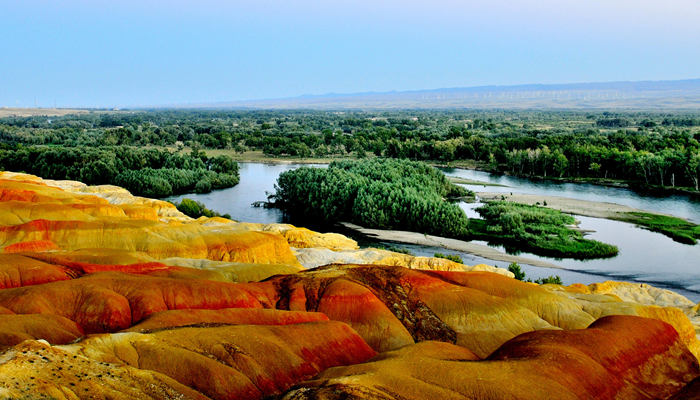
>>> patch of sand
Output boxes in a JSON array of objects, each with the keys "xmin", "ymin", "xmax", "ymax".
[
  {"xmin": 340, "ymin": 222, "xmax": 564, "ymax": 269},
  {"xmin": 476, "ymin": 192, "xmax": 662, "ymax": 219}
]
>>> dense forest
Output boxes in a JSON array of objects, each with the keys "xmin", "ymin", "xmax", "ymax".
[
  {"xmin": 270, "ymin": 159, "xmax": 471, "ymax": 237},
  {"xmin": 1, "ymin": 109, "xmax": 698, "ymax": 192},
  {"xmin": 0, "ymin": 145, "xmax": 239, "ymax": 197}
]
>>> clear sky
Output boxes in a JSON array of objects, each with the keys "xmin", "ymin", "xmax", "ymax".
[{"xmin": 1, "ymin": 0, "xmax": 699, "ymax": 108}]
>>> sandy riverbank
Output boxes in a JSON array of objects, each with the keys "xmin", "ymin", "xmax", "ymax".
[
  {"xmin": 341, "ymin": 222, "xmax": 565, "ymax": 269},
  {"xmin": 476, "ymin": 192, "xmax": 667, "ymax": 220}
]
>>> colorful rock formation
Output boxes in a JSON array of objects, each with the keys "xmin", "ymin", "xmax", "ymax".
[
  {"xmin": 0, "ymin": 171, "xmax": 699, "ymax": 399},
  {"xmin": 283, "ymin": 316, "xmax": 698, "ymax": 400}
]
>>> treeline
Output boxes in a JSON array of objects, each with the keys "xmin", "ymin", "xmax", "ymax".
[
  {"xmin": 270, "ymin": 159, "xmax": 471, "ymax": 237},
  {"xmin": 0, "ymin": 145, "xmax": 239, "ymax": 197},
  {"xmin": 1, "ymin": 109, "xmax": 699, "ymax": 191}
]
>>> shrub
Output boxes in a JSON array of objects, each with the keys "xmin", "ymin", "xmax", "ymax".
[
  {"xmin": 174, "ymin": 198, "xmax": 231, "ymax": 219},
  {"xmin": 195, "ymin": 178, "xmax": 212, "ymax": 193},
  {"xmin": 434, "ymin": 253, "xmax": 464, "ymax": 264},
  {"xmin": 508, "ymin": 262, "xmax": 526, "ymax": 280},
  {"xmin": 534, "ymin": 275, "xmax": 563, "ymax": 285}
]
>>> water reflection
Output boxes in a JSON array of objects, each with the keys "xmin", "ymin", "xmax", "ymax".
[
  {"xmin": 441, "ymin": 167, "xmax": 700, "ymax": 223},
  {"xmin": 166, "ymin": 162, "xmax": 327, "ymax": 224}
]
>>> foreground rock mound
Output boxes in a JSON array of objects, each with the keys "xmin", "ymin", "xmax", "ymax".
[{"xmin": 284, "ymin": 316, "xmax": 698, "ymax": 400}]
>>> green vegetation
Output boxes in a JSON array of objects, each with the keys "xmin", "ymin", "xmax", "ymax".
[
  {"xmin": 471, "ymin": 202, "xmax": 619, "ymax": 259},
  {"xmin": 534, "ymin": 275, "xmax": 563, "ymax": 285},
  {"xmin": 0, "ymin": 145, "xmax": 239, "ymax": 197},
  {"xmin": 614, "ymin": 212, "xmax": 700, "ymax": 244},
  {"xmin": 434, "ymin": 253, "xmax": 464, "ymax": 264},
  {"xmin": 272, "ymin": 159, "xmax": 617, "ymax": 259},
  {"xmin": 270, "ymin": 159, "xmax": 471, "ymax": 237},
  {"xmin": 1, "ymin": 109, "xmax": 697, "ymax": 193},
  {"xmin": 447, "ymin": 176, "xmax": 507, "ymax": 187},
  {"xmin": 173, "ymin": 198, "xmax": 231, "ymax": 220},
  {"xmin": 508, "ymin": 262, "xmax": 562, "ymax": 285},
  {"xmin": 508, "ymin": 262, "xmax": 527, "ymax": 280},
  {"xmin": 374, "ymin": 244, "xmax": 415, "ymax": 256}
]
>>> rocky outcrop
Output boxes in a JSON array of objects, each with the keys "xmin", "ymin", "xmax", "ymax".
[
  {"xmin": 64, "ymin": 321, "xmax": 376, "ymax": 399},
  {"xmin": 293, "ymin": 247, "xmax": 514, "ymax": 276},
  {"xmin": 0, "ymin": 339, "xmax": 207, "ymax": 400},
  {"xmin": 283, "ymin": 316, "xmax": 698, "ymax": 400}
]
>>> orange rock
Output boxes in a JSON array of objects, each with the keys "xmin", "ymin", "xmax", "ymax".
[
  {"xmin": 0, "ymin": 172, "xmax": 698, "ymax": 399},
  {"xmin": 428, "ymin": 270, "xmax": 594, "ymax": 329},
  {"xmin": 0, "ymin": 314, "xmax": 83, "ymax": 350},
  {"xmin": 67, "ymin": 321, "xmax": 376, "ymax": 399},
  {"xmin": 316, "ymin": 278, "xmax": 414, "ymax": 352},
  {"xmin": 2, "ymin": 239, "xmax": 59, "ymax": 253},
  {"xmin": 283, "ymin": 316, "xmax": 699, "ymax": 400},
  {"xmin": 0, "ymin": 340, "xmax": 208, "ymax": 399},
  {"xmin": 0, "ymin": 272, "xmax": 266, "ymax": 333},
  {"xmin": 125, "ymin": 308, "xmax": 329, "ymax": 332},
  {"xmin": 0, "ymin": 253, "xmax": 74, "ymax": 289},
  {"xmin": 669, "ymin": 377, "xmax": 700, "ymax": 400}
]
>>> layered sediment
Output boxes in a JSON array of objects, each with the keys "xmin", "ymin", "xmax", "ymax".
[{"xmin": 0, "ymin": 171, "xmax": 698, "ymax": 399}]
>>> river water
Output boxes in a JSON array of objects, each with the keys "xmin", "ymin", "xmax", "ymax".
[{"xmin": 167, "ymin": 162, "xmax": 700, "ymax": 302}]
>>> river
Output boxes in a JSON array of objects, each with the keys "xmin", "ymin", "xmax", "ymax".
[{"xmin": 167, "ymin": 162, "xmax": 700, "ymax": 302}]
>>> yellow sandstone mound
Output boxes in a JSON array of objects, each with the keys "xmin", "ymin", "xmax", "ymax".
[
  {"xmin": 0, "ymin": 340, "xmax": 209, "ymax": 399},
  {"xmin": 293, "ymin": 247, "xmax": 514, "ymax": 276}
]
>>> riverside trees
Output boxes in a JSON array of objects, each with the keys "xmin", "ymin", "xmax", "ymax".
[
  {"xmin": 0, "ymin": 145, "xmax": 239, "ymax": 197},
  {"xmin": 270, "ymin": 159, "xmax": 471, "ymax": 237},
  {"xmin": 1, "ymin": 109, "xmax": 699, "ymax": 192}
]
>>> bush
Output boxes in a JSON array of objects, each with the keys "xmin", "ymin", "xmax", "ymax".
[
  {"xmin": 434, "ymin": 253, "xmax": 464, "ymax": 264},
  {"xmin": 174, "ymin": 198, "xmax": 231, "ymax": 219},
  {"xmin": 508, "ymin": 262, "xmax": 526, "ymax": 280},
  {"xmin": 506, "ymin": 262, "xmax": 561, "ymax": 284},
  {"xmin": 534, "ymin": 275, "xmax": 563, "ymax": 285},
  {"xmin": 195, "ymin": 178, "xmax": 212, "ymax": 193}
]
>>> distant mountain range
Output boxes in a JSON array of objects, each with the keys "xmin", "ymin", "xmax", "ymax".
[{"xmin": 185, "ymin": 79, "xmax": 700, "ymax": 110}]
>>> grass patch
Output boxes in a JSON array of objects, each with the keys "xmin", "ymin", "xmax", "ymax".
[
  {"xmin": 448, "ymin": 176, "xmax": 508, "ymax": 187},
  {"xmin": 434, "ymin": 252, "xmax": 464, "ymax": 264},
  {"xmin": 173, "ymin": 198, "xmax": 231, "ymax": 220},
  {"xmin": 613, "ymin": 212, "xmax": 700, "ymax": 245},
  {"xmin": 374, "ymin": 244, "xmax": 415, "ymax": 256},
  {"xmin": 468, "ymin": 201, "xmax": 618, "ymax": 259},
  {"xmin": 508, "ymin": 262, "xmax": 562, "ymax": 285}
]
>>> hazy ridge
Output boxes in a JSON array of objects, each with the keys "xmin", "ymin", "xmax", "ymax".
[{"xmin": 200, "ymin": 79, "xmax": 700, "ymax": 110}]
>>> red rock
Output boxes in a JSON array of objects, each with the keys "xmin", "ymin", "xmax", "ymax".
[
  {"xmin": 0, "ymin": 271, "xmax": 266, "ymax": 333},
  {"xmin": 125, "ymin": 308, "xmax": 330, "ymax": 332},
  {"xmin": 2, "ymin": 239, "xmax": 59, "ymax": 253},
  {"xmin": 69, "ymin": 321, "xmax": 376, "ymax": 399},
  {"xmin": 283, "ymin": 316, "xmax": 699, "ymax": 400},
  {"xmin": 0, "ymin": 314, "xmax": 83, "ymax": 350}
]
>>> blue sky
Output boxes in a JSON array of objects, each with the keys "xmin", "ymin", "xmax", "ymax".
[{"xmin": 1, "ymin": 0, "xmax": 699, "ymax": 108}]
